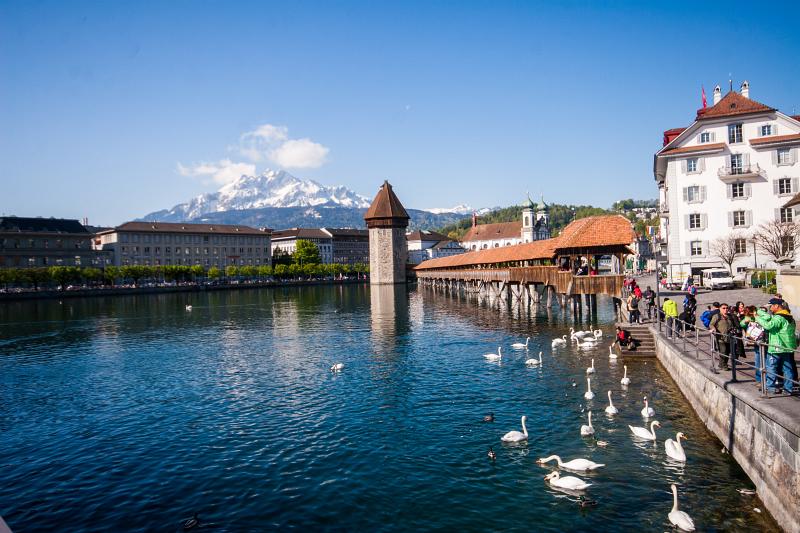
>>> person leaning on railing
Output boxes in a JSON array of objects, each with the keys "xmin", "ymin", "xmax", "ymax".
[
  {"xmin": 755, "ymin": 298, "xmax": 798, "ymax": 394},
  {"xmin": 662, "ymin": 297, "xmax": 678, "ymax": 338},
  {"xmin": 740, "ymin": 305, "xmax": 766, "ymax": 385},
  {"xmin": 710, "ymin": 303, "xmax": 735, "ymax": 371}
]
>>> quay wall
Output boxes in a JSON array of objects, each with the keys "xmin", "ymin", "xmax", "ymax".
[
  {"xmin": 0, "ymin": 279, "xmax": 366, "ymax": 302},
  {"xmin": 652, "ymin": 329, "xmax": 800, "ymax": 532}
]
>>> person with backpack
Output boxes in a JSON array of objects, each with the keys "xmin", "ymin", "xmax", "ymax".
[
  {"xmin": 627, "ymin": 293, "xmax": 641, "ymax": 324},
  {"xmin": 701, "ymin": 302, "xmax": 720, "ymax": 329},
  {"xmin": 756, "ymin": 298, "xmax": 798, "ymax": 394}
]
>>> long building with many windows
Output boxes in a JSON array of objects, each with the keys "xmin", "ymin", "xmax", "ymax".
[
  {"xmin": 654, "ymin": 81, "xmax": 800, "ymax": 277},
  {"xmin": 0, "ymin": 216, "xmax": 112, "ymax": 268},
  {"xmin": 95, "ymin": 222, "xmax": 272, "ymax": 267}
]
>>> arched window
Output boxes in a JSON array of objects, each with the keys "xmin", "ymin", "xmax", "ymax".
[
  {"xmin": 524, "ymin": 216, "xmax": 529, "ymax": 226},
  {"xmin": 494, "ymin": 243, "xmax": 499, "ymax": 248}
]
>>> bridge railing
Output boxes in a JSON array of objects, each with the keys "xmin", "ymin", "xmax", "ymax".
[{"xmin": 415, "ymin": 269, "xmax": 511, "ymax": 282}]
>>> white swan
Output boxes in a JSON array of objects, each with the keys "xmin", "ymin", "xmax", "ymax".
[
  {"xmin": 544, "ymin": 471, "xmax": 591, "ymax": 490},
  {"xmin": 511, "ymin": 337, "xmax": 530, "ymax": 349},
  {"xmin": 620, "ymin": 365, "xmax": 631, "ymax": 385},
  {"xmin": 605, "ymin": 391, "xmax": 618, "ymax": 415},
  {"xmin": 641, "ymin": 396, "xmax": 655, "ymax": 418},
  {"xmin": 586, "ymin": 359, "xmax": 595, "ymax": 374},
  {"xmin": 570, "ymin": 327, "xmax": 593, "ymax": 340},
  {"xmin": 537, "ymin": 454, "xmax": 605, "ymax": 472},
  {"xmin": 668, "ymin": 484, "xmax": 696, "ymax": 531},
  {"xmin": 608, "ymin": 345, "xmax": 618, "ymax": 359},
  {"xmin": 484, "ymin": 347, "xmax": 502, "ymax": 361},
  {"xmin": 665, "ymin": 432, "xmax": 688, "ymax": 462},
  {"xmin": 584, "ymin": 377, "xmax": 594, "ymax": 400},
  {"xmin": 501, "ymin": 415, "xmax": 528, "ymax": 442},
  {"xmin": 185, "ymin": 305, "xmax": 193, "ymax": 311},
  {"xmin": 330, "ymin": 363, "xmax": 344, "ymax": 372},
  {"xmin": 525, "ymin": 351, "xmax": 543, "ymax": 366},
  {"xmin": 593, "ymin": 329, "xmax": 603, "ymax": 338},
  {"xmin": 580, "ymin": 411, "xmax": 594, "ymax": 436},
  {"xmin": 552, "ymin": 335, "xmax": 567, "ymax": 347},
  {"xmin": 629, "ymin": 420, "xmax": 660, "ymax": 440}
]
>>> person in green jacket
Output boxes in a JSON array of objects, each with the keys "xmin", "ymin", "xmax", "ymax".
[
  {"xmin": 755, "ymin": 298, "xmax": 798, "ymax": 393},
  {"xmin": 662, "ymin": 297, "xmax": 678, "ymax": 338}
]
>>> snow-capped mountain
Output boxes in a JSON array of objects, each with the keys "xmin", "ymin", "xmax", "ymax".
[
  {"xmin": 424, "ymin": 204, "xmax": 495, "ymax": 215},
  {"xmin": 142, "ymin": 169, "xmax": 371, "ymax": 222}
]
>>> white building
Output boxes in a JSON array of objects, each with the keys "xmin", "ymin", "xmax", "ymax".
[
  {"xmin": 654, "ymin": 82, "xmax": 800, "ymax": 277},
  {"xmin": 271, "ymin": 228, "xmax": 333, "ymax": 264},
  {"xmin": 460, "ymin": 196, "xmax": 550, "ymax": 251},
  {"xmin": 406, "ymin": 230, "xmax": 465, "ymax": 264}
]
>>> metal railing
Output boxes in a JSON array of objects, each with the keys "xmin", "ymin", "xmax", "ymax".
[
  {"xmin": 654, "ymin": 313, "xmax": 799, "ymax": 398},
  {"xmin": 718, "ymin": 163, "xmax": 763, "ymax": 177}
]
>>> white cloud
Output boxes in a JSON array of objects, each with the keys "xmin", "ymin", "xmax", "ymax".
[
  {"xmin": 245, "ymin": 124, "xmax": 288, "ymax": 143},
  {"xmin": 269, "ymin": 138, "xmax": 329, "ymax": 169},
  {"xmin": 177, "ymin": 159, "xmax": 255, "ymax": 185}
]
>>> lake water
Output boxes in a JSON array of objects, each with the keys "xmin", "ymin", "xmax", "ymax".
[{"xmin": 0, "ymin": 285, "xmax": 780, "ymax": 531}]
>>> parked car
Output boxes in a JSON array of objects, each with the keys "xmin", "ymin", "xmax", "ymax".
[{"xmin": 702, "ymin": 268, "xmax": 734, "ymax": 289}]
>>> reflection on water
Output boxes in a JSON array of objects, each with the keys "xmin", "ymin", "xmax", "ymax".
[{"xmin": 0, "ymin": 285, "xmax": 780, "ymax": 531}]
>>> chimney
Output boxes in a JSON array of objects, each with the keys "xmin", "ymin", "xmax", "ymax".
[
  {"xmin": 713, "ymin": 85, "xmax": 722, "ymax": 105},
  {"xmin": 741, "ymin": 80, "xmax": 750, "ymax": 99}
]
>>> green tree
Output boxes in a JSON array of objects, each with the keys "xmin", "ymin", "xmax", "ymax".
[
  {"xmin": 104, "ymin": 266, "xmax": 120, "ymax": 286},
  {"xmin": 293, "ymin": 239, "xmax": 321, "ymax": 265},
  {"xmin": 257, "ymin": 265, "xmax": 272, "ymax": 278},
  {"xmin": 274, "ymin": 264, "xmax": 288, "ymax": 278},
  {"xmin": 81, "ymin": 267, "xmax": 102, "ymax": 286},
  {"xmin": 208, "ymin": 266, "xmax": 222, "ymax": 279},
  {"xmin": 225, "ymin": 265, "xmax": 238, "ymax": 278},
  {"xmin": 190, "ymin": 265, "xmax": 205, "ymax": 280}
]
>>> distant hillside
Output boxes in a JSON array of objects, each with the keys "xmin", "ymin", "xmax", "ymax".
[{"xmin": 438, "ymin": 204, "xmax": 609, "ymax": 240}]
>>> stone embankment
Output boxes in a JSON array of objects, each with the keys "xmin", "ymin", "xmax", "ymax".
[{"xmin": 652, "ymin": 327, "xmax": 800, "ymax": 533}]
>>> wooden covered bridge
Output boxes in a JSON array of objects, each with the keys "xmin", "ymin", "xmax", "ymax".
[{"xmin": 414, "ymin": 215, "xmax": 636, "ymax": 316}]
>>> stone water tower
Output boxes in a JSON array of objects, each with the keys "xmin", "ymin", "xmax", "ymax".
[{"xmin": 364, "ymin": 181, "xmax": 409, "ymax": 284}]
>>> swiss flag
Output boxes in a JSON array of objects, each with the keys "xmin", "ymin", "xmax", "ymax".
[{"xmin": 702, "ymin": 86, "xmax": 707, "ymax": 108}]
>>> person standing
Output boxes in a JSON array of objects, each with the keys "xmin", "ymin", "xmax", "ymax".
[
  {"xmin": 741, "ymin": 305, "xmax": 765, "ymax": 384},
  {"xmin": 755, "ymin": 298, "xmax": 798, "ymax": 394},
  {"xmin": 663, "ymin": 297, "xmax": 678, "ymax": 338},
  {"xmin": 643, "ymin": 286, "xmax": 656, "ymax": 320},
  {"xmin": 627, "ymin": 292, "xmax": 641, "ymax": 324},
  {"xmin": 710, "ymin": 303, "xmax": 734, "ymax": 370}
]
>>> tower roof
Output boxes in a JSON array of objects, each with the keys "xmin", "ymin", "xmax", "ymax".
[{"xmin": 364, "ymin": 181, "xmax": 410, "ymax": 228}]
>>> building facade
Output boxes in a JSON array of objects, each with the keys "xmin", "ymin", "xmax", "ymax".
[
  {"xmin": 460, "ymin": 196, "xmax": 550, "ymax": 251},
  {"xmin": 0, "ymin": 216, "xmax": 112, "ymax": 268},
  {"xmin": 271, "ymin": 228, "xmax": 334, "ymax": 264},
  {"xmin": 654, "ymin": 82, "xmax": 800, "ymax": 276},
  {"xmin": 406, "ymin": 230, "xmax": 465, "ymax": 264},
  {"xmin": 95, "ymin": 222, "xmax": 272, "ymax": 267},
  {"xmin": 322, "ymin": 228, "xmax": 370, "ymax": 265}
]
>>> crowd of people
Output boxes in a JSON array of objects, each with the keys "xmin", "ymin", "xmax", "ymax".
[{"xmin": 618, "ymin": 276, "xmax": 798, "ymax": 395}]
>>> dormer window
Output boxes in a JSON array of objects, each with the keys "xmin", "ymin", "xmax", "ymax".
[
  {"xmin": 761, "ymin": 125, "xmax": 773, "ymax": 137},
  {"xmin": 728, "ymin": 123, "xmax": 743, "ymax": 144},
  {"xmin": 700, "ymin": 132, "xmax": 711, "ymax": 143}
]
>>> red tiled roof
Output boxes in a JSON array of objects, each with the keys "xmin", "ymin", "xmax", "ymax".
[
  {"xmin": 364, "ymin": 181, "xmax": 410, "ymax": 222},
  {"xmin": 750, "ymin": 133, "xmax": 800, "ymax": 146},
  {"xmin": 415, "ymin": 215, "xmax": 635, "ymax": 270},
  {"xmin": 461, "ymin": 221, "xmax": 522, "ymax": 242},
  {"xmin": 791, "ymin": 115, "xmax": 800, "ymax": 122},
  {"xmin": 110, "ymin": 221, "xmax": 270, "ymax": 235},
  {"xmin": 554, "ymin": 214, "xmax": 635, "ymax": 250},
  {"xmin": 660, "ymin": 142, "xmax": 726, "ymax": 155},
  {"xmin": 696, "ymin": 91, "xmax": 774, "ymax": 120}
]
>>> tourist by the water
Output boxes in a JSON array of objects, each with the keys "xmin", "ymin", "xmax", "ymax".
[
  {"xmin": 710, "ymin": 303, "xmax": 735, "ymax": 371},
  {"xmin": 627, "ymin": 292, "xmax": 641, "ymax": 324},
  {"xmin": 755, "ymin": 298, "xmax": 798, "ymax": 394},
  {"xmin": 662, "ymin": 297, "xmax": 678, "ymax": 338},
  {"xmin": 741, "ymin": 306, "xmax": 766, "ymax": 384},
  {"xmin": 643, "ymin": 286, "xmax": 655, "ymax": 320},
  {"xmin": 730, "ymin": 301, "xmax": 747, "ymax": 362}
]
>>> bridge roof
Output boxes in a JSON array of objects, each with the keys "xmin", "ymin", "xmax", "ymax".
[{"xmin": 414, "ymin": 214, "xmax": 634, "ymax": 270}]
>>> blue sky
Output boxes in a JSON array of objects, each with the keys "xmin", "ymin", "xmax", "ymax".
[{"xmin": 2, "ymin": 0, "xmax": 799, "ymax": 225}]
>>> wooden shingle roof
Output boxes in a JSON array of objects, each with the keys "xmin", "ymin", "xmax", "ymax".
[{"xmin": 364, "ymin": 181, "xmax": 410, "ymax": 223}]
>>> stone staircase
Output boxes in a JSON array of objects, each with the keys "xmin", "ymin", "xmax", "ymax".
[{"xmin": 614, "ymin": 323, "xmax": 656, "ymax": 359}]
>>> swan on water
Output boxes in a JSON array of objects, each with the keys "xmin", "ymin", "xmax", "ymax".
[
  {"xmin": 525, "ymin": 351, "xmax": 543, "ymax": 366},
  {"xmin": 511, "ymin": 337, "xmax": 530, "ymax": 349},
  {"xmin": 604, "ymin": 391, "xmax": 618, "ymax": 415},
  {"xmin": 584, "ymin": 377, "xmax": 595, "ymax": 400},
  {"xmin": 641, "ymin": 396, "xmax": 656, "ymax": 418},
  {"xmin": 629, "ymin": 420, "xmax": 660, "ymax": 440},
  {"xmin": 580, "ymin": 411, "xmax": 594, "ymax": 436},
  {"xmin": 552, "ymin": 335, "xmax": 567, "ymax": 347},
  {"xmin": 608, "ymin": 345, "xmax": 618, "ymax": 359},
  {"xmin": 620, "ymin": 365, "xmax": 631, "ymax": 385},
  {"xmin": 593, "ymin": 329, "xmax": 603, "ymax": 338},
  {"xmin": 501, "ymin": 415, "xmax": 528, "ymax": 442},
  {"xmin": 665, "ymin": 432, "xmax": 688, "ymax": 462},
  {"xmin": 544, "ymin": 471, "xmax": 591, "ymax": 491},
  {"xmin": 185, "ymin": 305, "xmax": 193, "ymax": 311},
  {"xmin": 586, "ymin": 359, "xmax": 595, "ymax": 374},
  {"xmin": 668, "ymin": 484, "xmax": 696, "ymax": 531},
  {"xmin": 537, "ymin": 455, "xmax": 605, "ymax": 472},
  {"xmin": 484, "ymin": 347, "xmax": 502, "ymax": 361},
  {"xmin": 570, "ymin": 327, "xmax": 593, "ymax": 340},
  {"xmin": 330, "ymin": 363, "xmax": 344, "ymax": 372}
]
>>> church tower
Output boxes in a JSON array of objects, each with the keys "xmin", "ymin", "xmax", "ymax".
[
  {"xmin": 364, "ymin": 181, "xmax": 410, "ymax": 284},
  {"xmin": 536, "ymin": 195, "xmax": 551, "ymax": 240},
  {"xmin": 521, "ymin": 193, "xmax": 536, "ymax": 243}
]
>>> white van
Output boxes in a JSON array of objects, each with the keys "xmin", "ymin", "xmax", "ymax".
[{"xmin": 702, "ymin": 268, "xmax": 734, "ymax": 289}]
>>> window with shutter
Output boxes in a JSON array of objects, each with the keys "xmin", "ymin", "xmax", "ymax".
[
  {"xmin": 700, "ymin": 186, "xmax": 707, "ymax": 201},
  {"xmin": 778, "ymin": 148, "xmax": 791, "ymax": 165},
  {"xmin": 745, "ymin": 210, "xmax": 753, "ymax": 227},
  {"xmin": 682, "ymin": 187, "xmax": 689, "ymax": 202},
  {"xmin": 701, "ymin": 214, "xmax": 707, "ymax": 229},
  {"xmin": 744, "ymin": 182, "xmax": 752, "ymax": 198}
]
